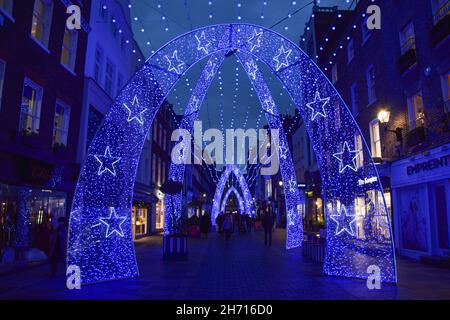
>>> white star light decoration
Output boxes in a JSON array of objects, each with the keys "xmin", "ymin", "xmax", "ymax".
[
  {"xmin": 306, "ymin": 91, "xmax": 330, "ymax": 121},
  {"xmin": 165, "ymin": 50, "xmax": 185, "ymax": 75},
  {"xmin": 287, "ymin": 209, "xmax": 297, "ymax": 226},
  {"xmin": 246, "ymin": 60, "xmax": 258, "ymax": 80},
  {"xmin": 205, "ymin": 60, "xmax": 216, "ymax": 80},
  {"xmin": 99, "ymin": 208, "xmax": 127, "ymax": 238},
  {"xmin": 123, "ymin": 95, "xmax": 147, "ymax": 125},
  {"xmin": 287, "ymin": 179, "xmax": 297, "ymax": 193},
  {"xmin": 278, "ymin": 143, "xmax": 289, "ymax": 160},
  {"xmin": 94, "ymin": 146, "xmax": 121, "ymax": 176},
  {"xmin": 248, "ymin": 30, "xmax": 263, "ymax": 52},
  {"xmin": 189, "ymin": 96, "xmax": 201, "ymax": 112},
  {"xmin": 263, "ymin": 98, "xmax": 275, "ymax": 115},
  {"xmin": 330, "ymin": 205, "xmax": 356, "ymax": 236},
  {"xmin": 195, "ymin": 31, "xmax": 211, "ymax": 54},
  {"xmin": 273, "ymin": 45, "xmax": 292, "ymax": 71},
  {"xmin": 333, "ymin": 141, "xmax": 360, "ymax": 173}
]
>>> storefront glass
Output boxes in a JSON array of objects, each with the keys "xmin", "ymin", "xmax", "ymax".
[
  {"xmin": 132, "ymin": 206, "xmax": 148, "ymax": 239},
  {"xmin": 0, "ymin": 183, "xmax": 66, "ymax": 254},
  {"xmin": 156, "ymin": 199, "xmax": 164, "ymax": 230}
]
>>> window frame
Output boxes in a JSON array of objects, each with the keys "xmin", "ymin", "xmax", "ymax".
[
  {"xmin": 366, "ymin": 65, "xmax": 376, "ymax": 105},
  {"xmin": 20, "ymin": 78, "xmax": 43, "ymax": 135},
  {"xmin": 61, "ymin": 27, "xmax": 78, "ymax": 72},
  {"xmin": 104, "ymin": 58, "xmax": 115, "ymax": 97},
  {"xmin": 369, "ymin": 119, "xmax": 382, "ymax": 158},
  {"xmin": 350, "ymin": 82, "xmax": 358, "ymax": 117},
  {"xmin": 30, "ymin": 0, "xmax": 54, "ymax": 49},
  {"xmin": 53, "ymin": 99, "xmax": 71, "ymax": 147},
  {"xmin": 407, "ymin": 90, "xmax": 425, "ymax": 129},
  {"xmin": 347, "ymin": 39, "xmax": 354, "ymax": 64},
  {"xmin": 399, "ymin": 21, "xmax": 416, "ymax": 55}
]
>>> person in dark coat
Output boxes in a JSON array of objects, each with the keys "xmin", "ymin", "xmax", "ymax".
[
  {"xmin": 49, "ymin": 217, "xmax": 67, "ymax": 277},
  {"xmin": 262, "ymin": 211, "xmax": 275, "ymax": 246}
]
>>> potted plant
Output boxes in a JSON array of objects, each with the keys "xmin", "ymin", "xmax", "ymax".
[{"xmin": 160, "ymin": 180, "xmax": 188, "ymax": 261}]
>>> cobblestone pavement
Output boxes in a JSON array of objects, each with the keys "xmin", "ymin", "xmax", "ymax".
[{"xmin": 0, "ymin": 229, "xmax": 449, "ymax": 300}]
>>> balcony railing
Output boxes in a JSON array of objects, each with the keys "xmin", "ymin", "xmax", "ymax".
[{"xmin": 433, "ymin": 0, "xmax": 449, "ymax": 25}]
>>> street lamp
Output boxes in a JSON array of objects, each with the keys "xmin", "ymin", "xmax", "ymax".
[
  {"xmin": 278, "ymin": 180, "xmax": 283, "ymax": 187},
  {"xmin": 377, "ymin": 109, "xmax": 390, "ymax": 123},
  {"xmin": 377, "ymin": 109, "xmax": 403, "ymax": 142}
]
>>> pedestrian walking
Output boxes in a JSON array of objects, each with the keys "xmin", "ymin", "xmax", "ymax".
[
  {"xmin": 222, "ymin": 214, "xmax": 232, "ymax": 241},
  {"xmin": 262, "ymin": 211, "xmax": 275, "ymax": 246},
  {"xmin": 49, "ymin": 217, "xmax": 67, "ymax": 277}
]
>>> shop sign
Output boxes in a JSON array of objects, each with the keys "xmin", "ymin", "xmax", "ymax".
[
  {"xmin": 358, "ymin": 176, "xmax": 378, "ymax": 186},
  {"xmin": 406, "ymin": 154, "xmax": 450, "ymax": 175}
]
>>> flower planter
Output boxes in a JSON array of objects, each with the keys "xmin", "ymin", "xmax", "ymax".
[{"xmin": 163, "ymin": 234, "xmax": 188, "ymax": 261}]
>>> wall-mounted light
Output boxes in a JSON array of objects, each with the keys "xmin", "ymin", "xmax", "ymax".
[{"xmin": 377, "ymin": 109, "xmax": 390, "ymax": 124}]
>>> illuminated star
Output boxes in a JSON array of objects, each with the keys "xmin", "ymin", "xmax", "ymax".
[
  {"xmin": 287, "ymin": 179, "xmax": 297, "ymax": 193},
  {"xmin": 123, "ymin": 95, "xmax": 147, "ymax": 125},
  {"xmin": 278, "ymin": 143, "xmax": 289, "ymax": 160},
  {"xmin": 333, "ymin": 141, "xmax": 359, "ymax": 173},
  {"xmin": 189, "ymin": 96, "xmax": 201, "ymax": 112},
  {"xmin": 248, "ymin": 29, "xmax": 263, "ymax": 52},
  {"xmin": 273, "ymin": 45, "xmax": 292, "ymax": 71},
  {"xmin": 263, "ymin": 98, "xmax": 275, "ymax": 115},
  {"xmin": 330, "ymin": 205, "xmax": 356, "ymax": 236},
  {"xmin": 195, "ymin": 31, "xmax": 211, "ymax": 54},
  {"xmin": 165, "ymin": 50, "xmax": 185, "ymax": 75},
  {"xmin": 99, "ymin": 208, "xmax": 127, "ymax": 238},
  {"xmin": 94, "ymin": 146, "xmax": 121, "ymax": 176},
  {"xmin": 287, "ymin": 209, "xmax": 297, "ymax": 226},
  {"xmin": 306, "ymin": 91, "xmax": 330, "ymax": 121},
  {"xmin": 205, "ymin": 61, "xmax": 216, "ymax": 80},
  {"xmin": 246, "ymin": 60, "xmax": 258, "ymax": 80}
]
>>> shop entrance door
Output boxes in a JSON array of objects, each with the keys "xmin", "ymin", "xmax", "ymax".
[{"xmin": 431, "ymin": 181, "xmax": 450, "ymax": 257}]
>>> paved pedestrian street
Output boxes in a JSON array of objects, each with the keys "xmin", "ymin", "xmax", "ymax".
[{"xmin": 1, "ymin": 229, "xmax": 449, "ymax": 300}]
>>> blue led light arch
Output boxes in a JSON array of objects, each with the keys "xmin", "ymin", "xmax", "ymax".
[
  {"xmin": 211, "ymin": 165, "xmax": 255, "ymax": 222},
  {"xmin": 220, "ymin": 187, "xmax": 245, "ymax": 215},
  {"xmin": 67, "ymin": 24, "xmax": 397, "ymax": 284}
]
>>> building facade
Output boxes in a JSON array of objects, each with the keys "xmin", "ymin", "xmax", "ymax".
[
  {"xmin": 299, "ymin": 0, "xmax": 450, "ymax": 259},
  {"xmin": 0, "ymin": 0, "xmax": 89, "ymax": 262},
  {"xmin": 78, "ymin": 0, "xmax": 155, "ymax": 240}
]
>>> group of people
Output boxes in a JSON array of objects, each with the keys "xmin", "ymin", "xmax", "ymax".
[
  {"xmin": 216, "ymin": 212, "xmax": 253, "ymax": 240},
  {"xmin": 216, "ymin": 201, "xmax": 276, "ymax": 246}
]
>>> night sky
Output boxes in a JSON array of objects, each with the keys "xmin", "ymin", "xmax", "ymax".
[{"xmin": 130, "ymin": 0, "xmax": 351, "ymax": 131}]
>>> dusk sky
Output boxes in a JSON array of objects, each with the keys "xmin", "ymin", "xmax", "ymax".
[{"xmin": 130, "ymin": 0, "xmax": 352, "ymax": 131}]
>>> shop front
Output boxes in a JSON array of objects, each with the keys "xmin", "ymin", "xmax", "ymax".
[
  {"xmin": 391, "ymin": 143, "xmax": 450, "ymax": 259},
  {"xmin": 0, "ymin": 183, "xmax": 67, "ymax": 263}
]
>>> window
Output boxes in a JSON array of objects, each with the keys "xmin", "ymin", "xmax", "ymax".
[
  {"xmin": 361, "ymin": 17, "xmax": 371, "ymax": 44},
  {"xmin": 20, "ymin": 78, "xmax": 43, "ymax": 135},
  {"xmin": 94, "ymin": 46, "xmax": 103, "ymax": 83},
  {"xmin": 347, "ymin": 39, "xmax": 354, "ymax": 64},
  {"xmin": 0, "ymin": 0, "xmax": 13, "ymax": 18},
  {"xmin": 350, "ymin": 82, "xmax": 358, "ymax": 116},
  {"xmin": 354, "ymin": 133, "xmax": 364, "ymax": 168},
  {"xmin": 152, "ymin": 157, "xmax": 156, "ymax": 183},
  {"xmin": 366, "ymin": 65, "xmax": 376, "ymax": 104},
  {"xmin": 61, "ymin": 28, "xmax": 78, "ymax": 71},
  {"xmin": 53, "ymin": 100, "xmax": 70, "ymax": 147},
  {"xmin": 153, "ymin": 119, "xmax": 158, "ymax": 142},
  {"xmin": 369, "ymin": 119, "xmax": 382, "ymax": 158},
  {"xmin": 441, "ymin": 71, "xmax": 450, "ymax": 112},
  {"xmin": 331, "ymin": 63, "xmax": 338, "ymax": 83},
  {"xmin": 407, "ymin": 91, "xmax": 425, "ymax": 128},
  {"xmin": 399, "ymin": 22, "xmax": 415, "ymax": 55},
  {"xmin": 163, "ymin": 130, "xmax": 167, "ymax": 151},
  {"xmin": 265, "ymin": 179, "xmax": 272, "ymax": 198},
  {"xmin": 158, "ymin": 124, "xmax": 163, "ymax": 147},
  {"xmin": 104, "ymin": 59, "xmax": 115, "ymax": 97},
  {"xmin": 432, "ymin": 0, "xmax": 449, "ymax": 25},
  {"xmin": 31, "ymin": 0, "xmax": 54, "ymax": 49},
  {"xmin": 87, "ymin": 107, "xmax": 103, "ymax": 150},
  {"xmin": 0, "ymin": 60, "xmax": 5, "ymax": 111}
]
